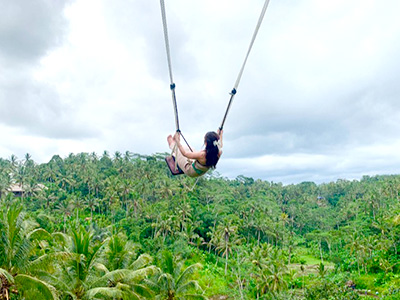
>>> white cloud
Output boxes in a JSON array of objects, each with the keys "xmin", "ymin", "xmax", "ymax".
[{"xmin": 1, "ymin": 0, "xmax": 400, "ymax": 184}]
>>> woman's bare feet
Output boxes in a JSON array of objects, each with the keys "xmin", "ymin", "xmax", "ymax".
[{"xmin": 167, "ymin": 135, "xmax": 174, "ymax": 147}]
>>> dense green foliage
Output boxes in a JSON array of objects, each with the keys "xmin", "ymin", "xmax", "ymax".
[{"xmin": 1, "ymin": 151, "xmax": 400, "ymax": 299}]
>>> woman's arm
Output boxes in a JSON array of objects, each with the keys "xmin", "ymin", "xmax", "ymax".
[
  {"xmin": 217, "ymin": 129, "xmax": 223, "ymax": 149},
  {"xmin": 174, "ymin": 132, "xmax": 205, "ymax": 160}
]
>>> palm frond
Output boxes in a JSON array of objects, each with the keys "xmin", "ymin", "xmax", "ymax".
[
  {"xmin": 85, "ymin": 286, "xmax": 140, "ymax": 300},
  {"xmin": 176, "ymin": 280, "xmax": 203, "ymax": 294},
  {"xmin": 175, "ymin": 263, "xmax": 202, "ymax": 288},
  {"xmin": 90, "ymin": 268, "xmax": 132, "ymax": 288},
  {"xmin": 0, "ymin": 268, "xmax": 14, "ymax": 284},
  {"xmin": 15, "ymin": 274, "xmax": 59, "ymax": 300},
  {"xmin": 157, "ymin": 272, "xmax": 174, "ymax": 291},
  {"xmin": 91, "ymin": 265, "xmax": 159, "ymax": 288},
  {"xmin": 162, "ymin": 251, "xmax": 174, "ymax": 274},
  {"xmin": 92, "ymin": 262, "xmax": 109, "ymax": 274},
  {"xmin": 28, "ymin": 252, "xmax": 71, "ymax": 274},
  {"xmin": 87, "ymin": 240, "xmax": 106, "ymax": 270},
  {"xmin": 125, "ymin": 265, "xmax": 160, "ymax": 283},
  {"xmin": 14, "ymin": 237, "xmax": 33, "ymax": 272},
  {"xmin": 128, "ymin": 253, "xmax": 153, "ymax": 270},
  {"xmin": 27, "ymin": 228, "xmax": 52, "ymax": 241},
  {"xmin": 142, "ymin": 278, "xmax": 159, "ymax": 291},
  {"xmin": 22, "ymin": 219, "xmax": 40, "ymax": 234},
  {"xmin": 32, "ymin": 270, "xmax": 71, "ymax": 293},
  {"xmin": 52, "ymin": 232, "xmax": 72, "ymax": 249},
  {"xmin": 85, "ymin": 287, "xmax": 124, "ymax": 300},
  {"xmin": 131, "ymin": 283, "xmax": 154, "ymax": 299}
]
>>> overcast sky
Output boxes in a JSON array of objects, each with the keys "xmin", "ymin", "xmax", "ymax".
[{"xmin": 1, "ymin": 0, "xmax": 400, "ymax": 184}]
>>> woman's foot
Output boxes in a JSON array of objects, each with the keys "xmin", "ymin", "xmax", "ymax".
[{"xmin": 167, "ymin": 135, "xmax": 174, "ymax": 147}]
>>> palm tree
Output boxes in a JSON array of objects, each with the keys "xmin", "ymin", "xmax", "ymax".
[
  {"xmin": 154, "ymin": 214, "xmax": 174, "ymax": 243},
  {"xmin": 184, "ymin": 221, "xmax": 203, "ymax": 248},
  {"xmin": 124, "ymin": 151, "xmax": 133, "ymax": 162},
  {"xmin": 215, "ymin": 220, "xmax": 242, "ymax": 275},
  {"xmin": 14, "ymin": 163, "xmax": 26, "ymax": 200},
  {"xmin": 9, "ymin": 154, "xmax": 18, "ymax": 174},
  {"xmin": 85, "ymin": 197, "xmax": 98, "ymax": 223},
  {"xmin": 55, "ymin": 200, "xmax": 72, "ymax": 233},
  {"xmin": 51, "ymin": 227, "xmax": 157, "ymax": 300},
  {"xmin": 102, "ymin": 232, "xmax": 149, "ymax": 271},
  {"xmin": 176, "ymin": 203, "xmax": 192, "ymax": 233},
  {"xmin": 346, "ymin": 232, "xmax": 366, "ymax": 275},
  {"xmin": 150, "ymin": 251, "xmax": 206, "ymax": 300},
  {"xmin": 317, "ymin": 262, "xmax": 327, "ymax": 278},
  {"xmin": 0, "ymin": 204, "xmax": 58, "ymax": 300},
  {"xmin": 263, "ymin": 261, "xmax": 289, "ymax": 295},
  {"xmin": 0, "ymin": 171, "xmax": 11, "ymax": 201},
  {"xmin": 104, "ymin": 175, "xmax": 124, "ymax": 220},
  {"xmin": 70, "ymin": 195, "xmax": 85, "ymax": 224},
  {"xmin": 251, "ymin": 246, "xmax": 289, "ymax": 299}
]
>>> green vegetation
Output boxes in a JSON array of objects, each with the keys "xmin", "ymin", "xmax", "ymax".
[{"xmin": 1, "ymin": 151, "xmax": 400, "ymax": 299}]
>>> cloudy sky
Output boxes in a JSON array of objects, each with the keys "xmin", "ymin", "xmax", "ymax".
[{"xmin": 1, "ymin": 0, "xmax": 400, "ymax": 184}]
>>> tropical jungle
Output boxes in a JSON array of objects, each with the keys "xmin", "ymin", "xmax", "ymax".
[{"xmin": 1, "ymin": 151, "xmax": 400, "ymax": 299}]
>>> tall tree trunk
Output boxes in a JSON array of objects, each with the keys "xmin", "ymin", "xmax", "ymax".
[
  {"xmin": 225, "ymin": 249, "xmax": 228, "ymax": 275},
  {"xmin": 319, "ymin": 240, "xmax": 323, "ymax": 262}
]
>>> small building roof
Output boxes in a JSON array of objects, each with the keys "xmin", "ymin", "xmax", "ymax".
[{"xmin": 8, "ymin": 184, "xmax": 47, "ymax": 192}]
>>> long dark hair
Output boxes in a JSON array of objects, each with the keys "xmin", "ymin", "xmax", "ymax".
[{"xmin": 204, "ymin": 131, "xmax": 220, "ymax": 168}]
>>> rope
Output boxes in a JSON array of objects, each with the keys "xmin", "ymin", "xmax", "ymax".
[
  {"xmin": 160, "ymin": 0, "xmax": 174, "ymax": 85},
  {"xmin": 234, "ymin": 0, "xmax": 270, "ymax": 90},
  {"xmin": 160, "ymin": 0, "xmax": 180, "ymax": 132},
  {"xmin": 219, "ymin": 90, "xmax": 236, "ymax": 131},
  {"xmin": 179, "ymin": 132, "xmax": 193, "ymax": 152},
  {"xmin": 160, "ymin": 0, "xmax": 195, "ymax": 153},
  {"xmin": 220, "ymin": 0, "xmax": 271, "ymax": 130},
  {"xmin": 161, "ymin": 0, "xmax": 270, "ymax": 140},
  {"xmin": 171, "ymin": 84, "xmax": 180, "ymax": 131}
]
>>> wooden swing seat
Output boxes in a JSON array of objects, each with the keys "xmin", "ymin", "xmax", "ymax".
[{"xmin": 165, "ymin": 156, "xmax": 184, "ymax": 175}]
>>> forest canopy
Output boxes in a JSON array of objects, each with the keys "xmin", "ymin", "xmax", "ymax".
[{"xmin": 0, "ymin": 151, "xmax": 400, "ymax": 299}]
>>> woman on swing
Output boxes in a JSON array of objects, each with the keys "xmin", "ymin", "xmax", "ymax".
[{"xmin": 167, "ymin": 129, "xmax": 223, "ymax": 177}]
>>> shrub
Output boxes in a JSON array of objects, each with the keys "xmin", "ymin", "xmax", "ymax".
[
  {"xmin": 353, "ymin": 274, "xmax": 375, "ymax": 290},
  {"xmin": 305, "ymin": 281, "xmax": 360, "ymax": 300}
]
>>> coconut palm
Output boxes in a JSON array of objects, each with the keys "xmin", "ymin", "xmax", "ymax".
[
  {"xmin": 55, "ymin": 200, "xmax": 72, "ymax": 233},
  {"xmin": 102, "ymin": 232, "xmax": 149, "ymax": 272},
  {"xmin": 0, "ymin": 204, "xmax": 58, "ymax": 300},
  {"xmin": 0, "ymin": 171, "xmax": 10, "ymax": 201},
  {"xmin": 215, "ymin": 219, "xmax": 242, "ymax": 275},
  {"xmin": 250, "ymin": 245, "xmax": 289, "ymax": 299},
  {"xmin": 85, "ymin": 197, "xmax": 98, "ymax": 223},
  {"xmin": 69, "ymin": 195, "xmax": 85, "ymax": 224},
  {"xmin": 150, "ymin": 251, "xmax": 206, "ymax": 300},
  {"xmin": 50, "ymin": 227, "xmax": 157, "ymax": 300}
]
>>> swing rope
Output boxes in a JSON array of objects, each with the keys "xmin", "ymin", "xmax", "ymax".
[
  {"xmin": 220, "ymin": 0, "xmax": 271, "ymax": 130},
  {"xmin": 160, "ymin": 0, "xmax": 193, "ymax": 152},
  {"xmin": 160, "ymin": 0, "xmax": 270, "ymax": 135},
  {"xmin": 160, "ymin": 0, "xmax": 178, "ymax": 130}
]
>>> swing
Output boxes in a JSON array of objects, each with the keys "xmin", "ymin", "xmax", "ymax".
[
  {"xmin": 165, "ymin": 155, "xmax": 184, "ymax": 175},
  {"xmin": 160, "ymin": 0, "xmax": 271, "ymax": 175}
]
